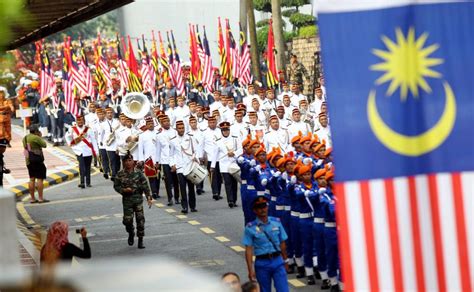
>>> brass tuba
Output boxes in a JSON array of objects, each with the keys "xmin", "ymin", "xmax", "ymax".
[{"xmin": 120, "ymin": 92, "xmax": 151, "ymax": 120}]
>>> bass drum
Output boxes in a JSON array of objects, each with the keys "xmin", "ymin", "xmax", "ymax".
[
  {"xmin": 183, "ymin": 161, "xmax": 208, "ymax": 185},
  {"xmin": 227, "ymin": 162, "xmax": 241, "ymax": 183}
]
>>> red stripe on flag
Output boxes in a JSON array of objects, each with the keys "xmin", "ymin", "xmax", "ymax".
[
  {"xmin": 427, "ymin": 175, "xmax": 446, "ymax": 292},
  {"xmin": 408, "ymin": 177, "xmax": 426, "ymax": 291},
  {"xmin": 451, "ymin": 173, "xmax": 472, "ymax": 292},
  {"xmin": 384, "ymin": 179, "xmax": 404, "ymax": 291},
  {"xmin": 359, "ymin": 181, "xmax": 379, "ymax": 291},
  {"xmin": 334, "ymin": 183, "xmax": 354, "ymax": 291}
]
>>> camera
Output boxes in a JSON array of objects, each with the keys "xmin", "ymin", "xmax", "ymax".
[{"xmin": 75, "ymin": 228, "xmax": 81, "ymax": 234}]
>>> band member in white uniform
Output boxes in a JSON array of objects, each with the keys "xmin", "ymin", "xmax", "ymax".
[
  {"xmin": 287, "ymin": 108, "xmax": 311, "ymax": 139},
  {"xmin": 202, "ymin": 115, "xmax": 222, "ymax": 200},
  {"xmin": 99, "ymin": 108, "xmax": 121, "ymax": 180},
  {"xmin": 211, "ymin": 121, "xmax": 242, "ymax": 208},
  {"xmin": 138, "ymin": 116, "xmax": 160, "ymax": 199},
  {"xmin": 264, "ymin": 115, "xmax": 290, "ymax": 152},
  {"xmin": 65, "ymin": 115, "xmax": 98, "ymax": 188},
  {"xmin": 170, "ymin": 120, "xmax": 199, "ymax": 214}
]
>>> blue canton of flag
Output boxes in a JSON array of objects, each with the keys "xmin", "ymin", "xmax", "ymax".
[{"xmin": 316, "ymin": 1, "xmax": 473, "ymax": 291}]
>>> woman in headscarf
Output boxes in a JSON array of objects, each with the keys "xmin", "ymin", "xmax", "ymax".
[{"xmin": 40, "ymin": 221, "xmax": 91, "ymax": 265}]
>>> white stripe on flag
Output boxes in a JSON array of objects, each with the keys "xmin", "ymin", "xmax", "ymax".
[
  {"xmin": 369, "ymin": 179, "xmax": 394, "ymax": 290},
  {"xmin": 393, "ymin": 176, "xmax": 417, "ymax": 290},
  {"xmin": 315, "ymin": 0, "xmax": 461, "ymax": 13},
  {"xmin": 415, "ymin": 175, "xmax": 438, "ymax": 291},
  {"xmin": 461, "ymin": 172, "xmax": 474, "ymax": 284},
  {"xmin": 436, "ymin": 173, "xmax": 461, "ymax": 291},
  {"xmin": 344, "ymin": 181, "xmax": 370, "ymax": 290}
]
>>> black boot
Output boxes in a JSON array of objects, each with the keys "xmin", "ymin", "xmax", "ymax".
[
  {"xmin": 296, "ymin": 266, "xmax": 305, "ymax": 278},
  {"xmin": 138, "ymin": 237, "xmax": 145, "ymax": 249},
  {"xmin": 287, "ymin": 263, "xmax": 296, "ymax": 274},
  {"xmin": 314, "ymin": 267, "xmax": 322, "ymax": 280},
  {"xmin": 330, "ymin": 284, "xmax": 340, "ymax": 292},
  {"xmin": 321, "ymin": 279, "xmax": 331, "ymax": 290},
  {"xmin": 128, "ymin": 232, "xmax": 134, "ymax": 246},
  {"xmin": 307, "ymin": 275, "xmax": 316, "ymax": 285}
]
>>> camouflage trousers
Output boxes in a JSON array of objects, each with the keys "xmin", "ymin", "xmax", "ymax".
[{"xmin": 122, "ymin": 200, "xmax": 145, "ymax": 237}]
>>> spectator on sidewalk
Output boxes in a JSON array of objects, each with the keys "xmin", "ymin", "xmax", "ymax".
[
  {"xmin": 222, "ymin": 272, "xmax": 242, "ymax": 292},
  {"xmin": 40, "ymin": 221, "xmax": 91, "ymax": 266},
  {"xmin": 23, "ymin": 124, "xmax": 48, "ymax": 203},
  {"xmin": 241, "ymin": 281, "xmax": 260, "ymax": 292}
]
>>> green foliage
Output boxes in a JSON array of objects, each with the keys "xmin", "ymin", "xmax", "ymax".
[
  {"xmin": 282, "ymin": 8, "xmax": 297, "ymax": 18},
  {"xmin": 289, "ymin": 12, "xmax": 315, "ymax": 30},
  {"xmin": 45, "ymin": 10, "xmax": 118, "ymax": 43},
  {"xmin": 253, "ymin": 0, "xmax": 272, "ymax": 12},
  {"xmin": 0, "ymin": 0, "xmax": 30, "ymax": 51},
  {"xmin": 256, "ymin": 26, "xmax": 269, "ymax": 53},
  {"xmin": 256, "ymin": 19, "xmax": 270, "ymax": 28},
  {"xmin": 298, "ymin": 25, "xmax": 318, "ymax": 38}
]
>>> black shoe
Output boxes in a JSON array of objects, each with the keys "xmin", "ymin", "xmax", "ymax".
[
  {"xmin": 175, "ymin": 200, "xmax": 180, "ymax": 204},
  {"xmin": 128, "ymin": 232, "xmax": 134, "ymax": 246},
  {"xmin": 307, "ymin": 275, "xmax": 316, "ymax": 285},
  {"xmin": 111, "ymin": 177, "xmax": 115, "ymax": 182},
  {"xmin": 233, "ymin": 203, "xmax": 238, "ymax": 207},
  {"xmin": 138, "ymin": 237, "xmax": 145, "ymax": 249},
  {"xmin": 78, "ymin": 183, "xmax": 85, "ymax": 189},
  {"xmin": 152, "ymin": 194, "xmax": 159, "ymax": 199},
  {"xmin": 321, "ymin": 279, "xmax": 331, "ymax": 290},
  {"xmin": 314, "ymin": 268, "xmax": 322, "ymax": 280},
  {"xmin": 228, "ymin": 202, "xmax": 234, "ymax": 208},
  {"xmin": 53, "ymin": 142, "xmax": 59, "ymax": 147},
  {"xmin": 196, "ymin": 190, "xmax": 203, "ymax": 195},
  {"xmin": 217, "ymin": 195, "xmax": 223, "ymax": 200},
  {"xmin": 212, "ymin": 195, "xmax": 218, "ymax": 200},
  {"xmin": 287, "ymin": 263, "xmax": 296, "ymax": 274},
  {"xmin": 181, "ymin": 209, "xmax": 188, "ymax": 214},
  {"xmin": 86, "ymin": 184, "xmax": 92, "ymax": 187},
  {"xmin": 191, "ymin": 209, "xmax": 197, "ymax": 212},
  {"xmin": 167, "ymin": 201, "xmax": 173, "ymax": 206},
  {"xmin": 7, "ymin": 142, "xmax": 11, "ymax": 148},
  {"xmin": 296, "ymin": 266, "xmax": 305, "ymax": 278},
  {"xmin": 330, "ymin": 284, "xmax": 340, "ymax": 292},
  {"xmin": 104, "ymin": 174, "xmax": 109, "ymax": 179}
]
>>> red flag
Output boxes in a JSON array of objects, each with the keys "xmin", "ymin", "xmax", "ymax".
[
  {"xmin": 127, "ymin": 35, "xmax": 143, "ymax": 92},
  {"xmin": 266, "ymin": 19, "xmax": 279, "ymax": 88}
]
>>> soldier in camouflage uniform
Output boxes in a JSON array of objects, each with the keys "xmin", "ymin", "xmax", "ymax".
[
  {"xmin": 113, "ymin": 153, "xmax": 153, "ymax": 249},
  {"xmin": 287, "ymin": 54, "xmax": 310, "ymax": 89}
]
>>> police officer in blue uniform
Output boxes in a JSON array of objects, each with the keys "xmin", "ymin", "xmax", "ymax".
[{"xmin": 242, "ymin": 196, "xmax": 290, "ymax": 292}]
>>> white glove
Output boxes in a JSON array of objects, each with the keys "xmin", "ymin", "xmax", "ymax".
[
  {"xmin": 281, "ymin": 172, "xmax": 288, "ymax": 180},
  {"xmin": 255, "ymin": 165, "xmax": 262, "ymax": 172},
  {"xmin": 296, "ymin": 156, "xmax": 303, "ymax": 162},
  {"xmin": 249, "ymin": 160, "xmax": 256, "ymax": 167},
  {"xmin": 303, "ymin": 157, "xmax": 312, "ymax": 166},
  {"xmin": 290, "ymin": 175, "xmax": 297, "ymax": 184},
  {"xmin": 304, "ymin": 190, "xmax": 311, "ymax": 197},
  {"xmin": 327, "ymin": 162, "xmax": 333, "ymax": 169},
  {"xmin": 237, "ymin": 156, "xmax": 245, "ymax": 164},
  {"xmin": 318, "ymin": 187, "xmax": 327, "ymax": 195},
  {"xmin": 273, "ymin": 171, "xmax": 281, "ymax": 178},
  {"xmin": 316, "ymin": 159, "xmax": 324, "ymax": 167},
  {"xmin": 261, "ymin": 178, "xmax": 268, "ymax": 186}
]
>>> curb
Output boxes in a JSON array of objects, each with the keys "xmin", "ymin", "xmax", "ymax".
[{"xmin": 10, "ymin": 167, "xmax": 80, "ymax": 198}]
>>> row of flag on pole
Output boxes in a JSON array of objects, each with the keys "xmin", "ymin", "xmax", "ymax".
[{"xmin": 36, "ymin": 17, "xmax": 280, "ymax": 116}]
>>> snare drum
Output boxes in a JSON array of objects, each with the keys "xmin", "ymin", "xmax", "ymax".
[
  {"xmin": 183, "ymin": 161, "xmax": 208, "ymax": 185},
  {"xmin": 228, "ymin": 162, "xmax": 241, "ymax": 183}
]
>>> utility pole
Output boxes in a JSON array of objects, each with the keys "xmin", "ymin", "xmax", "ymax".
[
  {"xmin": 271, "ymin": 0, "xmax": 286, "ymax": 77},
  {"xmin": 247, "ymin": 0, "xmax": 261, "ymax": 81},
  {"xmin": 239, "ymin": 0, "xmax": 248, "ymax": 38}
]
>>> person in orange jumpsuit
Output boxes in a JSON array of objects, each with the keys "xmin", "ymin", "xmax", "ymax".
[{"xmin": 0, "ymin": 87, "xmax": 14, "ymax": 145}]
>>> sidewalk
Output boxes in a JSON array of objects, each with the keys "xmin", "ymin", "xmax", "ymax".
[{"xmin": 5, "ymin": 126, "xmax": 78, "ymax": 190}]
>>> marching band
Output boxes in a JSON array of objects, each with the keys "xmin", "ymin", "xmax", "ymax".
[{"xmin": 59, "ymin": 77, "xmax": 339, "ymax": 290}]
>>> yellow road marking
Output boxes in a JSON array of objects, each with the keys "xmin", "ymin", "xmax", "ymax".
[
  {"xmin": 114, "ymin": 213, "xmax": 122, "ymax": 218},
  {"xmin": 188, "ymin": 220, "xmax": 201, "ymax": 225},
  {"xmin": 165, "ymin": 208, "xmax": 176, "ymax": 213},
  {"xmin": 230, "ymin": 246, "xmax": 245, "ymax": 252},
  {"xmin": 200, "ymin": 227, "xmax": 215, "ymax": 234},
  {"xmin": 91, "ymin": 215, "xmax": 109, "ymax": 220},
  {"xmin": 215, "ymin": 236, "xmax": 230, "ymax": 242},
  {"xmin": 75, "ymin": 218, "xmax": 84, "ymax": 222},
  {"xmin": 10, "ymin": 187, "xmax": 21, "ymax": 195},
  {"xmin": 16, "ymin": 203, "xmax": 35, "ymax": 225},
  {"xmin": 61, "ymin": 169, "xmax": 76, "ymax": 180},
  {"xmin": 24, "ymin": 194, "xmax": 120, "ymax": 207},
  {"xmin": 155, "ymin": 203, "xmax": 164, "ymax": 207},
  {"xmin": 49, "ymin": 173, "xmax": 63, "ymax": 183},
  {"xmin": 288, "ymin": 279, "xmax": 306, "ymax": 287},
  {"xmin": 175, "ymin": 215, "xmax": 187, "ymax": 219}
]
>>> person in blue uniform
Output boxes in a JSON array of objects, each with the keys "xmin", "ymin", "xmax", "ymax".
[
  {"xmin": 320, "ymin": 170, "xmax": 341, "ymax": 292},
  {"xmin": 242, "ymin": 196, "xmax": 290, "ymax": 292},
  {"xmin": 237, "ymin": 135, "xmax": 255, "ymax": 225},
  {"xmin": 294, "ymin": 164, "xmax": 317, "ymax": 285}
]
